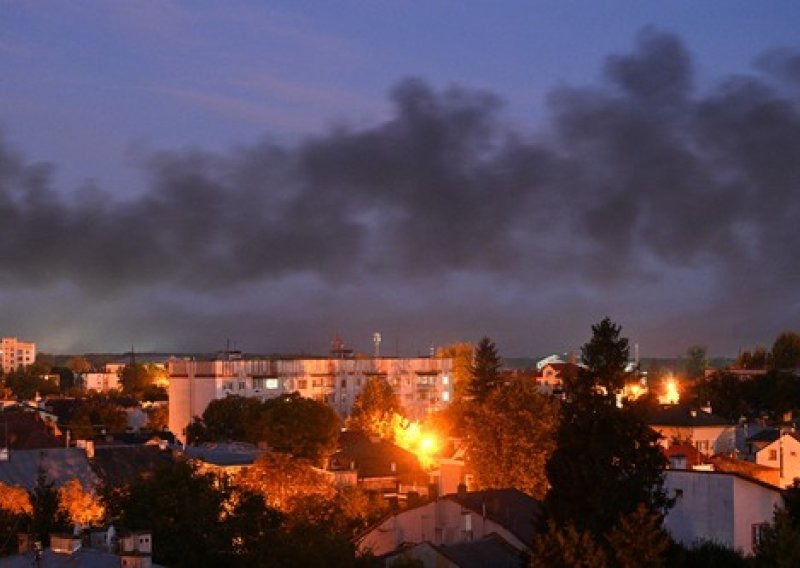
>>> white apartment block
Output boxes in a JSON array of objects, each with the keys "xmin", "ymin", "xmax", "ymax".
[
  {"xmin": 168, "ymin": 356, "xmax": 454, "ymax": 444},
  {"xmin": 0, "ymin": 337, "xmax": 36, "ymax": 373},
  {"xmin": 83, "ymin": 363, "xmax": 125, "ymax": 392}
]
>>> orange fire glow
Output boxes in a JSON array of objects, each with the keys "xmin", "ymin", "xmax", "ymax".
[
  {"xmin": 389, "ymin": 414, "xmax": 440, "ymax": 469},
  {"xmin": 659, "ymin": 376, "xmax": 680, "ymax": 405}
]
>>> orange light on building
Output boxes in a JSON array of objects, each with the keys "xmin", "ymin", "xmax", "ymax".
[{"xmin": 391, "ymin": 415, "xmax": 440, "ymax": 470}]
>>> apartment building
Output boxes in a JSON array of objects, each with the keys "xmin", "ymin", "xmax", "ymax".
[
  {"xmin": 0, "ymin": 336, "xmax": 36, "ymax": 373},
  {"xmin": 168, "ymin": 355, "xmax": 454, "ymax": 444}
]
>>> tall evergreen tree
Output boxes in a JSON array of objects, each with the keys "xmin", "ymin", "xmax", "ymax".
[
  {"xmin": 467, "ymin": 337, "xmax": 502, "ymax": 402},
  {"xmin": 545, "ymin": 318, "xmax": 671, "ymax": 538}
]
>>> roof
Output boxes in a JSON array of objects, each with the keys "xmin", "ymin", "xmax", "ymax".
[
  {"xmin": 383, "ymin": 534, "xmax": 524, "ymax": 568},
  {"xmin": 90, "ymin": 445, "xmax": 174, "ymax": 488},
  {"xmin": 447, "ymin": 488, "xmax": 542, "ymax": 545},
  {"xmin": 183, "ymin": 442, "xmax": 265, "ymax": 466},
  {"xmin": 649, "ymin": 404, "xmax": 733, "ymax": 428},
  {"xmin": 0, "ymin": 548, "xmax": 165, "ymax": 568},
  {"xmin": 0, "ymin": 448, "xmax": 99, "ymax": 491},
  {"xmin": 664, "ymin": 443, "xmax": 707, "ymax": 468},
  {"xmin": 747, "ymin": 428, "xmax": 780, "ymax": 444},
  {"xmin": 0, "ymin": 410, "xmax": 64, "ymax": 450},
  {"xmin": 329, "ymin": 437, "xmax": 427, "ymax": 483},
  {"xmin": 438, "ymin": 533, "xmax": 525, "ymax": 568}
]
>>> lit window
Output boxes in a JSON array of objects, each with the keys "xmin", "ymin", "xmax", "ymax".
[
  {"xmin": 442, "ymin": 376, "xmax": 449, "ymax": 385},
  {"xmin": 266, "ymin": 378, "xmax": 279, "ymax": 389},
  {"xmin": 442, "ymin": 391, "xmax": 450, "ymax": 402}
]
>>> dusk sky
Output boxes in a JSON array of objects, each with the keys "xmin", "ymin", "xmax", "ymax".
[{"xmin": 2, "ymin": 2, "xmax": 800, "ymax": 357}]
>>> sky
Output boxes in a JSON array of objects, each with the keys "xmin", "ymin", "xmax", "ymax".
[{"xmin": 1, "ymin": 1, "xmax": 800, "ymax": 357}]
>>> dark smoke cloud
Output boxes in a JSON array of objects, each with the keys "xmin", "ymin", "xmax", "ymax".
[{"xmin": 2, "ymin": 27, "xmax": 800, "ymax": 353}]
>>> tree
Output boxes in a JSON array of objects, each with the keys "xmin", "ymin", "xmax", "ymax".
[
  {"xmin": 464, "ymin": 380, "xmax": 559, "ymax": 499},
  {"xmin": 119, "ymin": 363, "xmax": 155, "ymax": 395},
  {"xmin": 436, "ymin": 342, "xmax": 474, "ymax": 402},
  {"xmin": 755, "ymin": 507, "xmax": 800, "ymax": 567},
  {"xmin": 105, "ymin": 459, "xmax": 232, "ymax": 567},
  {"xmin": 530, "ymin": 521, "xmax": 608, "ymax": 568},
  {"xmin": 67, "ymin": 398, "xmax": 128, "ymax": 437},
  {"xmin": 348, "ymin": 377, "xmax": 403, "ymax": 438},
  {"xmin": 467, "ymin": 336, "xmax": 502, "ymax": 402},
  {"xmin": 0, "ymin": 482, "xmax": 31, "ymax": 555},
  {"xmin": 579, "ymin": 317, "xmax": 629, "ymax": 395},
  {"xmin": 66, "ymin": 356, "xmax": 92, "ymax": 375},
  {"xmin": 259, "ymin": 393, "xmax": 340, "ymax": 465},
  {"xmin": 545, "ymin": 318, "xmax": 671, "ymax": 538},
  {"xmin": 187, "ymin": 396, "xmax": 263, "ymax": 444},
  {"xmin": 772, "ymin": 331, "xmax": 800, "ymax": 371},
  {"xmin": 145, "ymin": 405, "xmax": 169, "ymax": 431},
  {"xmin": 236, "ymin": 452, "xmax": 335, "ymax": 512},
  {"xmin": 685, "ymin": 345, "xmax": 708, "ymax": 380},
  {"xmin": 57, "ymin": 478, "xmax": 104, "ymax": 527},
  {"xmin": 605, "ymin": 504, "xmax": 670, "ymax": 568},
  {"xmin": 28, "ymin": 467, "xmax": 69, "ymax": 546}
]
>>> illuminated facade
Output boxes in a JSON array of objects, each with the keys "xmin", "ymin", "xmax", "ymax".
[
  {"xmin": 0, "ymin": 337, "xmax": 36, "ymax": 374},
  {"xmin": 168, "ymin": 356, "xmax": 454, "ymax": 443}
]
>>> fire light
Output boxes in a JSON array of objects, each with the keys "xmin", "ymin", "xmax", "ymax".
[{"xmin": 660, "ymin": 376, "xmax": 680, "ymax": 405}]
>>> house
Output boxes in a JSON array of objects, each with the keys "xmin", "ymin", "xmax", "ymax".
[
  {"xmin": 535, "ymin": 362, "xmax": 579, "ymax": 395},
  {"xmin": 754, "ymin": 431, "xmax": 800, "ymax": 488},
  {"xmin": 356, "ymin": 488, "xmax": 540, "ymax": 558},
  {"xmin": 328, "ymin": 435, "xmax": 432, "ymax": 500},
  {"xmin": 663, "ymin": 469, "xmax": 783, "ymax": 556},
  {"xmin": 183, "ymin": 441, "xmax": 266, "ymax": 475},
  {"xmin": 0, "ymin": 447, "xmax": 99, "ymax": 491},
  {"xmin": 0, "ymin": 410, "xmax": 64, "ymax": 451},
  {"xmin": 743, "ymin": 427, "xmax": 779, "ymax": 459},
  {"xmin": 649, "ymin": 404, "xmax": 735, "ymax": 456}
]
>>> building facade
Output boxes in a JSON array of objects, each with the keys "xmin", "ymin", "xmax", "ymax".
[
  {"xmin": 168, "ymin": 355, "xmax": 454, "ymax": 443},
  {"xmin": 0, "ymin": 337, "xmax": 36, "ymax": 373}
]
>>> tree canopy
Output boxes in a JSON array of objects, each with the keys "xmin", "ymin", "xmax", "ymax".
[
  {"xmin": 465, "ymin": 380, "xmax": 559, "ymax": 499},
  {"xmin": 772, "ymin": 331, "xmax": 800, "ymax": 371},
  {"xmin": 347, "ymin": 376, "xmax": 403, "ymax": 438}
]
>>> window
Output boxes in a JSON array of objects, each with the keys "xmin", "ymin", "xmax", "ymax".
[
  {"xmin": 674, "ymin": 489, "xmax": 684, "ymax": 499},
  {"xmin": 769, "ymin": 449, "xmax": 778, "ymax": 461},
  {"xmin": 752, "ymin": 523, "xmax": 769, "ymax": 550},
  {"xmin": 266, "ymin": 378, "xmax": 279, "ymax": 389},
  {"xmin": 297, "ymin": 379, "xmax": 308, "ymax": 389},
  {"xmin": 695, "ymin": 440, "xmax": 709, "ymax": 453},
  {"xmin": 442, "ymin": 375, "xmax": 449, "ymax": 385},
  {"xmin": 442, "ymin": 391, "xmax": 450, "ymax": 402},
  {"xmin": 341, "ymin": 379, "xmax": 347, "ymax": 388},
  {"xmin": 238, "ymin": 381, "xmax": 245, "ymax": 390},
  {"xmin": 253, "ymin": 378, "xmax": 266, "ymax": 390}
]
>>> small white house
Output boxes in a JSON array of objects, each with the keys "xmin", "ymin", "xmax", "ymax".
[
  {"xmin": 664, "ymin": 469, "xmax": 782, "ymax": 556},
  {"xmin": 755, "ymin": 431, "xmax": 800, "ymax": 488}
]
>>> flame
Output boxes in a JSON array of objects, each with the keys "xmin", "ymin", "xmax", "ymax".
[
  {"xmin": 386, "ymin": 413, "xmax": 440, "ymax": 469},
  {"xmin": 659, "ymin": 377, "xmax": 680, "ymax": 405}
]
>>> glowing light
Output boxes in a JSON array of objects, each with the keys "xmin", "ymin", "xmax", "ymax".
[
  {"xmin": 659, "ymin": 376, "xmax": 680, "ymax": 405},
  {"xmin": 385, "ymin": 413, "xmax": 441, "ymax": 470}
]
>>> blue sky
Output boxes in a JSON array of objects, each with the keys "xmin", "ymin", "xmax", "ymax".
[{"xmin": 2, "ymin": 1, "xmax": 800, "ymax": 356}]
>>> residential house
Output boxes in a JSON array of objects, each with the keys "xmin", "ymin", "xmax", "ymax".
[
  {"xmin": 356, "ymin": 488, "xmax": 540, "ymax": 558},
  {"xmin": 183, "ymin": 442, "xmax": 266, "ymax": 476},
  {"xmin": 649, "ymin": 404, "xmax": 735, "ymax": 457},
  {"xmin": 328, "ymin": 435, "xmax": 431, "ymax": 501},
  {"xmin": 664, "ymin": 469, "xmax": 783, "ymax": 556},
  {"xmin": 755, "ymin": 431, "xmax": 800, "ymax": 488}
]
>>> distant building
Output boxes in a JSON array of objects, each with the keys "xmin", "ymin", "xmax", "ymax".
[
  {"xmin": 168, "ymin": 355, "xmax": 453, "ymax": 444},
  {"xmin": 649, "ymin": 404, "xmax": 736, "ymax": 457},
  {"xmin": 83, "ymin": 363, "xmax": 124, "ymax": 392},
  {"xmin": 0, "ymin": 337, "xmax": 36, "ymax": 373},
  {"xmin": 754, "ymin": 431, "xmax": 800, "ymax": 488}
]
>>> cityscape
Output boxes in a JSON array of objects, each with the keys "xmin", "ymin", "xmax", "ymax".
[{"xmin": 3, "ymin": 2, "xmax": 800, "ymax": 567}]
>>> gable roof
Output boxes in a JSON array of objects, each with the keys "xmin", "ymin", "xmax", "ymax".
[
  {"xmin": 90, "ymin": 445, "xmax": 174, "ymax": 488},
  {"xmin": 183, "ymin": 442, "xmax": 265, "ymax": 466},
  {"xmin": 747, "ymin": 428, "xmax": 780, "ymax": 444},
  {"xmin": 0, "ymin": 448, "xmax": 99, "ymax": 491},
  {"xmin": 447, "ymin": 488, "xmax": 542, "ymax": 545},
  {"xmin": 0, "ymin": 411, "xmax": 64, "ymax": 450},
  {"xmin": 328, "ymin": 437, "xmax": 427, "ymax": 483},
  {"xmin": 649, "ymin": 404, "xmax": 732, "ymax": 428},
  {"xmin": 437, "ymin": 533, "xmax": 525, "ymax": 568}
]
